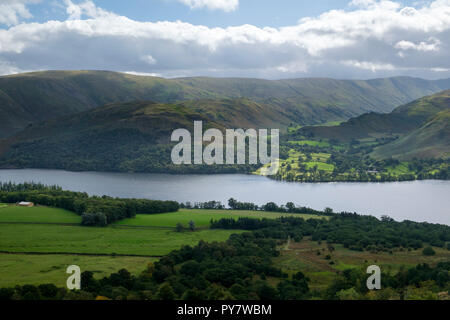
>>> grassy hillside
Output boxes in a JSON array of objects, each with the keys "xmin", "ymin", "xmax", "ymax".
[
  {"xmin": 177, "ymin": 98, "xmax": 295, "ymax": 130},
  {"xmin": 1, "ymin": 70, "xmax": 449, "ymax": 137},
  {"xmin": 0, "ymin": 101, "xmax": 236, "ymax": 172},
  {"xmin": 0, "ymin": 96, "xmax": 322, "ymax": 172},
  {"xmin": 372, "ymin": 109, "xmax": 450, "ymax": 160},
  {"xmin": 297, "ymin": 90, "xmax": 450, "ymax": 143}
]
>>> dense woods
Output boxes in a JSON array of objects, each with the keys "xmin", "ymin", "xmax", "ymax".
[{"xmin": 211, "ymin": 214, "xmax": 450, "ymax": 252}]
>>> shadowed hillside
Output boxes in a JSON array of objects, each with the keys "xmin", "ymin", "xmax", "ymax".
[{"xmin": 0, "ymin": 100, "xmax": 256, "ymax": 173}]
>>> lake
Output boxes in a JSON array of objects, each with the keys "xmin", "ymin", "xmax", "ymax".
[{"xmin": 0, "ymin": 169, "xmax": 449, "ymax": 225}]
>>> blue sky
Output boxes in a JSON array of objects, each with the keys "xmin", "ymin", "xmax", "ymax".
[
  {"xmin": 21, "ymin": 0, "xmax": 355, "ymax": 27},
  {"xmin": 0, "ymin": 0, "xmax": 449, "ymax": 79},
  {"xmin": 20, "ymin": 0, "xmax": 428, "ymax": 28}
]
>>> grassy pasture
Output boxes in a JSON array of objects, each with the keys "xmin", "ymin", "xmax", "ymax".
[
  {"xmin": 0, "ymin": 205, "xmax": 81, "ymax": 224},
  {"xmin": 288, "ymin": 140, "xmax": 331, "ymax": 148},
  {"xmin": 0, "ymin": 223, "xmax": 240, "ymax": 256},
  {"xmin": 305, "ymin": 161, "xmax": 334, "ymax": 172},
  {"xmin": 385, "ymin": 162, "xmax": 412, "ymax": 175},
  {"xmin": 115, "ymin": 208, "xmax": 325, "ymax": 228},
  {"xmin": 0, "ymin": 253, "xmax": 154, "ymax": 287}
]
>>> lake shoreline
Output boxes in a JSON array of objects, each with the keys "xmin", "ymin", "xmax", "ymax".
[
  {"xmin": 0, "ymin": 167, "xmax": 448, "ymax": 184},
  {"xmin": 0, "ymin": 169, "xmax": 449, "ymax": 225}
]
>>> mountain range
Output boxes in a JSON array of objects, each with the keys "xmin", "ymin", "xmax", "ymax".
[
  {"xmin": 1, "ymin": 70, "xmax": 450, "ymax": 138},
  {"xmin": 0, "ymin": 70, "xmax": 448, "ymax": 170},
  {"xmin": 298, "ymin": 90, "xmax": 450, "ymax": 159}
]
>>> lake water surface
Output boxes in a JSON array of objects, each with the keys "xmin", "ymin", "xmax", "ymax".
[{"xmin": 0, "ymin": 169, "xmax": 449, "ymax": 225}]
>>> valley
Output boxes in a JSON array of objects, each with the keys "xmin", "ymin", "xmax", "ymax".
[{"xmin": 0, "ymin": 71, "xmax": 449, "ymax": 301}]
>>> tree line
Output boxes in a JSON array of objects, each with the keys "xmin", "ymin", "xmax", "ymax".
[
  {"xmin": 211, "ymin": 213, "xmax": 450, "ymax": 252},
  {"xmin": 180, "ymin": 198, "xmax": 330, "ymax": 216},
  {"xmin": 0, "ymin": 182, "xmax": 179, "ymax": 226}
]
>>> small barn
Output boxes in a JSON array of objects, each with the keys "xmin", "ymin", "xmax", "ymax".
[{"xmin": 18, "ymin": 201, "xmax": 34, "ymax": 207}]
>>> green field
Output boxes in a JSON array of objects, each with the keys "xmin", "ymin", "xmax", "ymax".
[
  {"xmin": 0, "ymin": 223, "xmax": 240, "ymax": 256},
  {"xmin": 0, "ymin": 254, "xmax": 154, "ymax": 287},
  {"xmin": 288, "ymin": 140, "xmax": 331, "ymax": 148},
  {"xmin": 0, "ymin": 205, "xmax": 327, "ymax": 287},
  {"xmin": 115, "ymin": 208, "xmax": 324, "ymax": 228},
  {"xmin": 0, "ymin": 204, "xmax": 81, "ymax": 224},
  {"xmin": 0, "ymin": 206, "xmax": 260, "ymax": 286},
  {"xmin": 305, "ymin": 161, "xmax": 334, "ymax": 171},
  {"xmin": 385, "ymin": 162, "xmax": 412, "ymax": 175}
]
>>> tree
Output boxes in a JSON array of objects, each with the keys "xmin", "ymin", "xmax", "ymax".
[
  {"xmin": 81, "ymin": 212, "xmax": 107, "ymax": 227},
  {"xmin": 286, "ymin": 202, "xmax": 295, "ymax": 212},
  {"xmin": 175, "ymin": 223, "xmax": 184, "ymax": 232},
  {"xmin": 157, "ymin": 283, "xmax": 176, "ymax": 300},
  {"xmin": 257, "ymin": 284, "xmax": 278, "ymax": 300},
  {"xmin": 422, "ymin": 246, "xmax": 436, "ymax": 256},
  {"xmin": 0, "ymin": 288, "xmax": 14, "ymax": 300},
  {"xmin": 81, "ymin": 271, "xmax": 99, "ymax": 292},
  {"xmin": 38, "ymin": 284, "xmax": 58, "ymax": 299},
  {"xmin": 228, "ymin": 198, "xmax": 237, "ymax": 209},
  {"xmin": 263, "ymin": 202, "xmax": 278, "ymax": 212},
  {"xmin": 21, "ymin": 285, "xmax": 41, "ymax": 300}
]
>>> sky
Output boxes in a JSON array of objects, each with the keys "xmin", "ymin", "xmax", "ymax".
[{"xmin": 0, "ymin": 0, "xmax": 449, "ymax": 79}]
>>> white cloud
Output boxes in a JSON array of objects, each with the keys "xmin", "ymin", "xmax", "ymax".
[
  {"xmin": 142, "ymin": 55, "xmax": 157, "ymax": 65},
  {"xmin": 395, "ymin": 37, "xmax": 441, "ymax": 52},
  {"xmin": 0, "ymin": 59, "xmax": 25, "ymax": 74},
  {"xmin": 0, "ymin": 0, "xmax": 39, "ymax": 26},
  {"xmin": 350, "ymin": 0, "xmax": 377, "ymax": 8},
  {"xmin": 0, "ymin": 0, "xmax": 450, "ymax": 79},
  {"xmin": 431, "ymin": 67, "xmax": 450, "ymax": 72},
  {"xmin": 64, "ymin": 0, "xmax": 115, "ymax": 19},
  {"xmin": 123, "ymin": 71, "xmax": 162, "ymax": 77},
  {"xmin": 177, "ymin": 0, "xmax": 238, "ymax": 12},
  {"xmin": 342, "ymin": 60, "xmax": 396, "ymax": 72}
]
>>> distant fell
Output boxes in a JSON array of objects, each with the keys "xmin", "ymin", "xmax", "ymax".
[
  {"xmin": 1, "ymin": 70, "xmax": 449, "ymax": 137},
  {"xmin": 297, "ymin": 90, "xmax": 450, "ymax": 142}
]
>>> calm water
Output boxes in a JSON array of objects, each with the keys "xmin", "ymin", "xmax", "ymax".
[{"xmin": 0, "ymin": 169, "xmax": 449, "ymax": 225}]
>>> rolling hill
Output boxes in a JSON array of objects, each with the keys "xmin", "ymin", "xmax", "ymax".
[
  {"xmin": 297, "ymin": 90, "xmax": 450, "ymax": 142},
  {"xmin": 0, "ymin": 100, "xmax": 258, "ymax": 173},
  {"xmin": 371, "ymin": 109, "xmax": 450, "ymax": 160},
  {"xmin": 1, "ymin": 70, "xmax": 450, "ymax": 138}
]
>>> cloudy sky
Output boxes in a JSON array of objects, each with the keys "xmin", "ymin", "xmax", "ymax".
[{"xmin": 0, "ymin": 0, "xmax": 449, "ymax": 79}]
